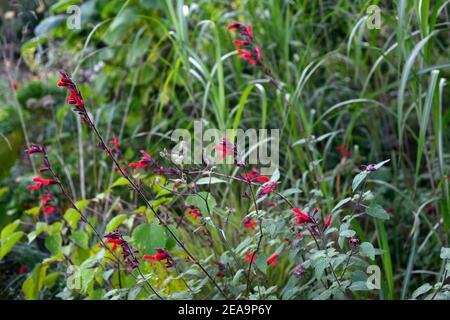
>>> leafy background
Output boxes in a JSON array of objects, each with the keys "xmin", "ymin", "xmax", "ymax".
[{"xmin": 0, "ymin": 0, "xmax": 449, "ymax": 300}]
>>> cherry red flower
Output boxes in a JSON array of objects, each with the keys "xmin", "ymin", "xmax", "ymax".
[
  {"xmin": 213, "ymin": 140, "xmax": 235, "ymax": 160},
  {"xmin": 241, "ymin": 168, "xmax": 269, "ymax": 183},
  {"xmin": 243, "ymin": 251, "xmax": 256, "ymax": 264},
  {"xmin": 242, "ymin": 216, "xmax": 257, "ymax": 230},
  {"xmin": 42, "ymin": 206, "xmax": 56, "ymax": 217},
  {"xmin": 39, "ymin": 193, "xmax": 52, "ymax": 206},
  {"xmin": 336, "ymin": 145, "xmax": 351, "ymax": 158},
  {"xmin": 267, "ymin": 253, "xmax": 280, "ymax": 266},
  {"xmin": 259, "ymin": 182, "xmax": 279, "ymax": 197},
  {"xmin": 142, "ymin": 248, "xmax": 172, "ymax": 267},
  {"xmin": 228, "ymin": 22, "xmax": 263, "ymax": 67},
  {"xmin": 187, "ymin": 209, "xmax": 202, "ymax": 220},
  {"xmin": 106, "ymin": 237, "xmax": 122, "ymax": 251},
  {"xmin": 324, "ymin": 214, "xmax": 332, "ymax": 230},
  {"xmin": 18, "ymin": 266, "xmax": 27, "ymax": 274},
  {"xmin": 25, "ymin": 144, "xmax": 45, "ymax": 155},
  {"xmin": 292, "ymin": 208, "xmax": 311, "ymax": 225},
  {"xmin": 385, "ymin": 207, "xmax": 394, "ymax": 214},
  {"xmin": 12, "ymin": 81, "xmax": 19, "ymax": 91},
  {"xmin": 129, "ymin": 150, "xmax": 158, "ymax": 172}
]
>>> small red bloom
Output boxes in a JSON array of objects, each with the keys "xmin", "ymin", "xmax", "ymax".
[
  {"xmin": 267, "ymin": 253, "xmax": 280, "ymax": 266},
  {"xmin": 243, "ymin": 218, "xmax": 257, "ymax": 230},
  {"xmin": 336, "ymin": 145, "xmax": 351, "ymax": 158},
  {"xmin": 26, "ymin": 182, "xmax": 43, "ymax": 193},
  {"xmin": 42, "ymin": 206, "xmax": 56, "ymax": 217},
  {"xmin": 241, "ymin": 168, "xmax": 269, "ymax": 183},
  {"xmin": 18, "ymin": 266, "xmax": 27, "ymax": 274},
  {"xmin": 213, "ymin": 141, "xmax": 234, "ymax": 160},
  {"xmin": 227, "ymin": 21, "xmax": 245, "ymax": 31},
  {"xmin": 215, "ymin": 272, "xmax": 224, "ymax": 278},
  {"xmin": 187, "ymin": 209, "xmax": 202, "ymax": 220},
  {"xmin": 107, "ymin": 237, "xmax": 122, "ymax": 251},
  {"xmin": 142, "ymin": 248, "xmax": 171, "ymax": 267},
  {"xmin": 324, "ymin": 214, "xmax": 332, "ymax": 230},
  {"xmin": 385, "ymin": 208, "xmax": 394, "ymax": 214},
  {"xmin": 292, "ymin": 208, "xmax": 310, "ymax": 224},
  {"xmin": 129, "ymin": 150, "xmax": 157, "ymax": 172},
  {"xmin": 12, "ymin": 82, "xmax": 19, "ymax": 91},
  {"xmin": 25, "ymin": 144, "xmax": 44, "ymax": 155},
  {"xmin": 39, "ymin": 193, "xmax": 52, "ymax": 206},
  {"xmin": 259, "ymin": 182, "xmax": 279, "ymax": 196},
  {"xmin": 244, "ymin": 251, "xmax": 256, "ymax": 264},
  {"xmin": 246, "ymin": 25, "xmax": 253, "ymax": 42},
  {"xmin": 232, "ymin": 40, "xmax": 250, "ymax": 49},
  {"xmin": 33, "ymin": 176, "xmax": 56, "ymax": 186}
]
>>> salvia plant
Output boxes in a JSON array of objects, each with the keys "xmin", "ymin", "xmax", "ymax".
[{"xmin": 0, "ymin": 1, "xmax": 449, "ymax": 301}]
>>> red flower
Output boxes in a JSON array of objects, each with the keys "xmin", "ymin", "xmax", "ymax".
[
  {"xmin": 215, "ymin": 272, "xmax": 224, "ymax": 278},
  {"xmin": 26, "ymin": 182, "xmax": 43, "ymax": 193},
  {"xmin": 142, "ymin": 248, "xmax": 172, "ymax": 267},
  {"xmin": 33, "ymin": 176, "xmax": 56, "ymax": 186},
  {"xmin": 244, "ymin": 251, "xmax": 256, "ymax": 264},
  {"xmin": 187, "ymin": 209, "xmax": 202, "ymax": 220},
  {"xmin": 324, "ymin": 214, "xmax": 332, "ymax": 230},
  {"xmin": 228, "ymin": 22, "xmax": 263, "ymax": 67},
  {"xmin": 259, "ymin": 182, "xmax": 279, "ymax": 196},
  {"xmin": 18, "ymin": 266, "xmax": 27, "ymax": 274},
  {"xmin": 129, "ymin": 150, "xmax": 158, "ymax": 172},
  {"xmin": 246, "ymin": 25, "xmax": 253, "ymax": 41},
  {"xmin": 106, "ymin": 237, "xmax": 122, "ymax": 251},
  {"xmin": 243, "ymin": 217, "xmax": 257, "ymax": 230},
  {"xmin": 292, "ymin": 208, "xmax": 310, "ymax": 224},
  {"xmin": 227, "ymin": 21, "xmax": 245, "ymax": 31},
  {"xmin": 57, "ymin": 70, "xmax": 84, "ymax": 110},
  {"xmin": 12, "ymin": 81, "xmax": 19, "ymax": 91},
  {"xmin": 39, "ymin": 193, "xmax": 52, "ymax": 206},
  {"xmin": 232, "ymin": 40, "xmax": 250, "ymax": 48},
  {"xmin": 42, "ymin": 206, "xmax": 56, "ymax": 217},
  {"xmin": 385, "ymin": 208, "xmax": 394, "ymax": 214},
  {"xmin": 336, "ymin": 145, "xmax": 351, "ymax": 158},
  {"xmin": 213, "ymin": 139, "xmax": 235, "ymax": 160},
  {"xmin": 267, "ymin": 253, "xmax": 280, "ymax": 266},
  {"xmin": 241, "ymin": 168, "xmax": 269, "ymax": 183},
  {"xmin": 25, "ymin": 144, "xmax": 44, "ymax": 155}
]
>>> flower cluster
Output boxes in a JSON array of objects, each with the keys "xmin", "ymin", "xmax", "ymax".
[
  {"xmin": 241, "ymin": 168, "xmax": 269, "ymax": 183},
  {"xmin": 336, "ymin": 145, "xmax": 351, "ymax": 158},
  {"xmin": 57, "ymin": 70, "xmax": 90, "ymax": 125},
  {"xmin": 227, "ymin": 22, "xmax": 263, "ymax": 66},
  {"xmin": 104, "ymin": 231, "xmax": 140, "ymax": 270},
  {"xmin": 129, "ymin": 150, "xmax": 159, "ymax": 172},
  {"xmin": 25, "ymin": 145, "xmax": 60, "ymax": 218},
  {"xmin": 242, "ymin": 216, "xmax": 257, "ymax": 230}
]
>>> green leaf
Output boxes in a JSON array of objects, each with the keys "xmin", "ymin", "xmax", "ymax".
[
  {"xmin": 24, "ymin": 206, "xmax": 41, "ymax": 216},
  {"xmin": 64, "ymin": 208, "xmax": 80, "ymax": 229},
  {"xmin": 132, "ymin": 223, "xmax": 167, "ymax": 255},
  {"xmin": 45, "ymin": 234, "xmax": 62, "ymax": 256},
  {"xmin": 195, "ymin": 177, "xmax": 228, "ymax": 185},
  {"xmin": 27, "ymin": 222, "xmax": 48, "ymax": 243},
  {"xmin": 106, "ymin": 214, "xmax": 128, "ymax": 232},
  {"xmin": 44, "ymin": 272, "xmax": 60, "ymax": 289},
  {"xmin": 359, "ymin": 242, "xmax": 376, "ymax": 260},
  {"xmin": 22, "ymin": 263, "xmax": 48, "ymax": 300},
  {"xmin": 373, "ymin": 159, "xmax": 390, "ymax": 170},
  {"xmin": 440, "ymin": 247, "xmax": 450, "ymax": 260},
  {"xmin": 111, "ymin": 177, "xmax": 130, "ymax": 188},
  {"xmin": 352, "ymin": 171, "xmax": 368, "ymax": 192},
  {"xmin": 366, "ymin": 204, "xmax": 390, "ymax": 220},
  {"xmin": 412, "ymin": 283, "xmax": 433, "ymax": 299},
  {"xmin": 72, "ymin": 231, "xmax": 89, "ymax": 250},
  {"xmin": 1, "ymin": 220, "xmax": 20, "ymax": 240},
  {"xmin": 0, "ymin": 231, "xmax": 25, "ymax": 260},
  {"xmin": 76, "ymin": 199, "xmax": 91, "ymax": 212}
]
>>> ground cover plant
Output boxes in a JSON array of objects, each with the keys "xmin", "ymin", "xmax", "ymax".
[{"xmin": 0, "ymin": 0, "xmax": 449, "ymax": 300}]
